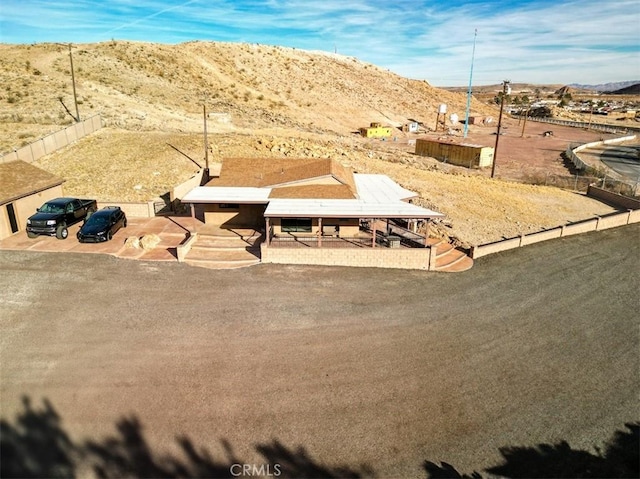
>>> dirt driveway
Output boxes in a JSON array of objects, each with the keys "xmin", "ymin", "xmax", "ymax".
[{"xmin": 1, "ymin": 225, "xmax": 638, "ymax": 478}]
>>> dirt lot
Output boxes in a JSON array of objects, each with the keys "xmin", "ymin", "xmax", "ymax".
[{"xmin": 1, "ymin": 225, "xmax": 638, "ymax": 478}]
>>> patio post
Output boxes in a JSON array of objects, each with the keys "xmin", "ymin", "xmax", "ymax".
[
  {"xmin": 190, "ymin": 203, "xmax": 196, "ymax": 233},
  {"xmin": 318, "ymin": 217, "xmax": 322, "ymax": 248},
  {"xmin": 372, "ymin": 219, "xmax": 376, "ymax": 248},
  {"xmin": 424, "ymin": 219, "xmax": 430, "ymax": 247},
  {"xmin": 265, "ymin": 217, "xmax": 271, "ymax": 246}
]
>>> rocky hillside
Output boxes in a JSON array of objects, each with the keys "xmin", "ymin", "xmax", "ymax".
[{"xmin": 0, "ymin": 41, "xmax": 495, "ymax": 153}]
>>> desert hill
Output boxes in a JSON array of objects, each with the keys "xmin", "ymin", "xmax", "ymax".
[
  {"xmin": 0, "ymin": 41, "xmax": 497, "ymax": 152},
  {"xmin": 0, "ymin": 41, "xmax": 623, "ymax": 247}
]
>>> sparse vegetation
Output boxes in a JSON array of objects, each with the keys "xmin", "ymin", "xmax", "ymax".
[{"xmin": 0, "ymin": 41, "xmax": 634, "ymax": 246}]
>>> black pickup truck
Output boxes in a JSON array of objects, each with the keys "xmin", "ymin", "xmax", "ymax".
[{"xmin": 26, "ymin": 197, "xmax": 98, "ymax": 239}]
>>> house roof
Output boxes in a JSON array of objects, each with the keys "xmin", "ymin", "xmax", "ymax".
[
  {"xmin": 353, "ymin": 174, "xmax": 418, "ymax": 203},
  {"xmin": 184, "ymin": 158, "xmax": 444, "ymax": 220},
  {"xmin": 0, "ymin": 160, "xmax": 65, "ymax": 205},
  {"xmin": 206, "ymin": 157, "xmax": 357, "ymax": 198},
  {"xmin": 268, "ymin": 184, "xmax": 355, "ymax": 199},
  {"xmin": 182, "ymin": 186, "xmax": 272, "ymax": 204}
]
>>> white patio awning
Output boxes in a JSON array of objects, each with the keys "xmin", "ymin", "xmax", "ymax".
[
  {"xmin": 353, "ymin": 174, "xmax": 418, "ymax": 202},
  {"xmin": 264, "ymin": 199, "xmax": 444, "ymax": 219}
]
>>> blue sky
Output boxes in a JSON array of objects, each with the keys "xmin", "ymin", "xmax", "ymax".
[{"xmin": 1, "ymin": 0, "xmax": 638, "ymax": 86}]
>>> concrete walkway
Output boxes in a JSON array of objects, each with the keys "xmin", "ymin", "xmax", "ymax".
[
  {"xmin": 0, "ymin": 216, "xmax": 198, "ymax": 262},
  {"xmin": 1, "ymin": 216, "xmax": 473, "ymax": 272}
]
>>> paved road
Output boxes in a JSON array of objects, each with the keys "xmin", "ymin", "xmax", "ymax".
[
  {"xmin": 600, "ymin": 143, "xmax": 640, "ymax": 181},
  {"xmin": 1, "ymin": 225, "xmax": 638, "ymax": 478},
  {"xmin": 580, "ymin": 141, "xmax": 640, "ymax": 182}
]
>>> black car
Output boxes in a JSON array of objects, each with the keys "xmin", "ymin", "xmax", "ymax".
[{"xmin": 77, "ymin": 206, "xmax": 127, "ymax": 243}]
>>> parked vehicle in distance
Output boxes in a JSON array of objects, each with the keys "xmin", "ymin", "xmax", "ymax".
[
  {"xmin": 26, "ymin": 197, "xmax": 98, "ymax": 240},
  {"xmin": 77, "ymin": 206, "xmax": 127, "ymax": 243}
]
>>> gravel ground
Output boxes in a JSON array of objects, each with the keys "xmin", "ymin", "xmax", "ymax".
[{"xmin": 1, "ymin": 225, "xmax": 639, "ymax": 478}]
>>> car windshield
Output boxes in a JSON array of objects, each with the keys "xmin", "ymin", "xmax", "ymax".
[
  {"xmin": 39, "ymin": 203, "xmax": 64, "ymax": 214},
  {"xmin": 85, "ymin": 216, "xmax": 109, "ymax": 227}
]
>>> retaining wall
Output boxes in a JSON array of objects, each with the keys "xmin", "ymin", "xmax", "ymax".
[
  {"xmin": 261, "ymin": 244, "xmax": 432, "ymax": 270},
  {"xmin": 96, "ymin": 201, "xmax": 156, "ymax": 218},
  {"xmin": 471, "ymin": 210, "xmax": 639, "ymax": 259},
  {"xmin": 568, "ymin": 135, "xmax": 637, "ymax": 172},
  {"xmin": 171, "ymin": 169, "xmax": 204, "ymax": 201},
  {"xmin": 587, "ymin": 185, "xmax": 640, "ymax": 210},
  {"xmin": 176, "ymin": 233, "xmax": 198, "ymax": 262},
  {"xmin": 1, "ymin": 115, "xmax": 103, "ymax": 164}
]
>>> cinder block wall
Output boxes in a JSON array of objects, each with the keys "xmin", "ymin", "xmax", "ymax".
[{"xmin": 261, "ymin": 244, "xmax": 431, "ymax": 270}]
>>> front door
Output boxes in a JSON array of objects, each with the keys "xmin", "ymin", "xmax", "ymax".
[{"xmin": 6, "ymin": 203, "xmax": 19, "ymax": 234}]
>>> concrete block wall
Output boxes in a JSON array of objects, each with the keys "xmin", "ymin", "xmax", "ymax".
[
  {"xmin": 561, "ymin": 218, "xmax": 599, "ymax": 237},
  {"xmin": 171, "ymin": 169, "xmax": 204, "ymax": 201},
  {"xmin": 96, "ymin": 201, "xmax": 156, "ymax": 218},
  {"xmin": 587, "ymin": 186, "xmax": 640, "ymax": 210},
  {"xmin": 520, "ymin": 227, "xmax": 562, "ymax": 246},
  {"xmin": 1, "ymin": 115, "xmax": 102, "ymax": 164},
  {"xmin": 261, "ymin": 244, "xmax": 432, "ymax": 270},
  {"xmin": 471, "ymin": 210, "xmax": 639, "ymax": 259}
]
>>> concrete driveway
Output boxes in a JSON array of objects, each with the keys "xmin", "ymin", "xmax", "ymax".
[{"xmin": 0, "ymin": 216, "xmax": 196, "ymax": 261}]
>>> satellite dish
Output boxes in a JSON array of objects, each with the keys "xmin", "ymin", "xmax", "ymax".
[{"xmin": 450, "ymin": 113, "xmax": 459, "ymax": 125}]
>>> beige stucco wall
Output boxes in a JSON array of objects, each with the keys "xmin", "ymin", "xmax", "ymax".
[
  {"xmin": 204, "ymin": 204, "xmax": 266, "ymax": 227},
  {"xmin": 0, "ymin": 185, "xmax": 64, "ymax": 239}
]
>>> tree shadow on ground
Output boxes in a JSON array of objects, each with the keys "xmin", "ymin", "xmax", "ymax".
[
  {"xmin": 1, "ymin": 396, "xmax": 371, "ymax": 479},
  {"xmin": 2, "ymin": 395, "xmax": 638, "ymax": 479},
  {"xmin": 424, "ymin": 422, "xmax": 639, "ymax": 479}
]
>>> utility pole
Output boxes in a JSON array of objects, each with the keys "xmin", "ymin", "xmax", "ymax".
[
  {"xmin": 520, "ymin": 105, "xmax": 530, "ymax": 137},
  {"xmin": 55, "ymin": 43, "xmax": 80, "ymax": 122},
  {"xmin": 492, "ymin": 80, "xmax": 510, "ymax": 178},
  {"xmin": 463, "ymin": 29, "xmax": 477, "ymax": 138},
  {"xmin": 203, "ymin": 103, "xmax": 210, "ymax": 182}
]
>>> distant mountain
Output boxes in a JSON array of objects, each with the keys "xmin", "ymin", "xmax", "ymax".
[
  {"xmin": 568, "ymin": 81, "xmax": 640, "ymax": 92},
  {"xmin": 608, "ymin": 83, "xmax": 640, "ymax": 95}
]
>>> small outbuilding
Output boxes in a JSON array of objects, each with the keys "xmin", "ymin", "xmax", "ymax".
[
  {"xmin": 415, "ymin": 138, "xmax": 494, "ymax": 169},
  {"xmin": 360, "ymin": 122, "xmax": 392, "ymax": 138},
  {"xmin": 0, "ymin": 160, "xmax": 65, "ymax": 239}
]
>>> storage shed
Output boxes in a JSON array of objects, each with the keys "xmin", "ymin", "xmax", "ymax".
[
  {"xmin": 0, "ymin": 160, "xmax": 65, "ymax": 239},
  {"xmin": 415, "ymin": 139, "xmax": 494, "ymax": 169},
  {"xmin": 360, "ymin": 123, "xmax": 392, "ymax": 138}
]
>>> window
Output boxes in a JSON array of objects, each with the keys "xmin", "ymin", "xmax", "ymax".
[
  {"xmin": 218, "ymin": 203, "xmax": 240, "ymax": 209},
  {"xmin": 281, "ymin": 218, "xmax": 312, "ymax": 233}
]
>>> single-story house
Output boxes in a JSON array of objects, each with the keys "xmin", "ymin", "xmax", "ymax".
[
  {"xmin": 182, "ymin": 157, "xmax": 444, "ymax": 248},
  {"xmin": 0, "ymin": 160, "xmax": 65, "ymax": 240}
]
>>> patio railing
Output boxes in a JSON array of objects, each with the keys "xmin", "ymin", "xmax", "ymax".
[{"xmin": 269, "ymin": 235, "xmax": 373, "ymax": 248}]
